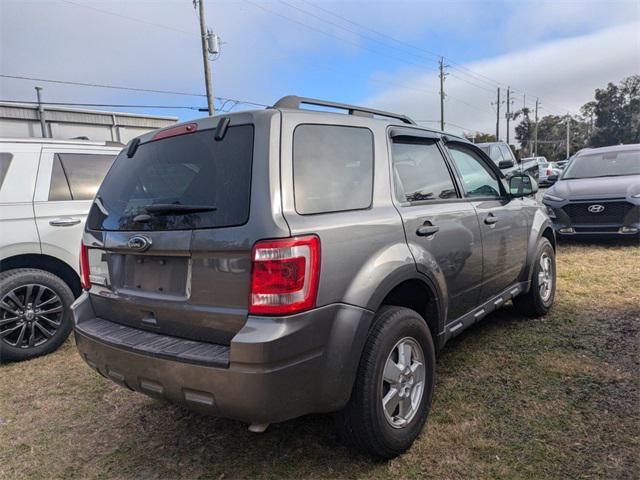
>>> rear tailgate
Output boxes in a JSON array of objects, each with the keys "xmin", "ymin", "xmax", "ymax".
[{"xmin": 83, "ymin": 112, "xmax": 286, "ymax": 345}]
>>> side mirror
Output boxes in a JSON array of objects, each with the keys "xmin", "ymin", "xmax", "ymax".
[
  {"xmin": 499, "ymin": 159, "xmax": 514, "ymax": 169},
  {"xmin": 509, "ymin": 174, "xmax": 538, "ymax": 197},
  {"xmin": 547, "ymin": 174, "xmax": 559, "ymax": 184}
]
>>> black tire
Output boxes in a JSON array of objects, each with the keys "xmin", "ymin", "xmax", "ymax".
[
  {"xmin": 513, "ymin": 238, "xmax": 556, "ymax": 317},
  {"xmin": 0, "ymin": 268, "xmax": 75, "ymax": 363},
  {"xmin": 335, "ymin": 306, "xmax": 436, "ymax": 459}
]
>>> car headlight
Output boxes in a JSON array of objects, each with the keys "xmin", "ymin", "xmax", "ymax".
[
  {"xmin": 632, "ymin": 193, "xmax": 640, "ymax": 199},
  {"xmin": 546, "ymin": 206, "xmax": 556, "ymax": 218},
  {"xmin": 543, "ymin": 194, "xmax": 564, "ymax": 202}
]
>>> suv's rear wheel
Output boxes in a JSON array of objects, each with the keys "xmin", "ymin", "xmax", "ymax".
[
  {"xmin": 0, "ymin": 268, "xmax": 74, "ymax": 363},
  {"xmin": 513, "ymin": 237, "xmax": 556, "ymax": 317},
  {"xmin": 335, "ymin": 306, "xmax": 436, "ymax": 459}
]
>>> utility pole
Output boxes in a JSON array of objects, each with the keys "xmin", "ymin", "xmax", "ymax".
[
  {"xmin": 566, "ymin": 114, "xmax": 571, "ymax": 159},
  {"xmin": 34, "ymin": 86, "xmax": 48, "ymax": 138},
  {"xmin": 438, "ymin": 57, "xmax": 447, "ymax": 131},
  {"xmin": 505, "ymin": 86, "xmax": 511, "ymax": 144},
  {"xmin": 196, "ymin": 0, "xmax": 215, "ymax": 116},
  {"xmin": 496, "ymin": 89, "xmax": 500, "ymax": 141},
  {"xmin": 534, "ymin": 98, "xmax": 539, "ymax": 156}
]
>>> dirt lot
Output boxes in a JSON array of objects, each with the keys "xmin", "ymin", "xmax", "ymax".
[{"xmin": 1, "ymin": 240, "xmax": 638, "ymax": 479}]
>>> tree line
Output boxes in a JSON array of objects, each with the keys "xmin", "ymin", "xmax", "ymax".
[{"xmin": 466, "ymin": 75, "xmax": 639, "ymax": 162}]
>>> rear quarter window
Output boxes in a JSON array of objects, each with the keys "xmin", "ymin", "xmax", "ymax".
[
  {"xmin": 293, "ymin": 124, "xmax": 373, "ymax": 214},
  {"xmin": 0, "ymin": 153, "xmax": 13, "ymax": 190},
  {"xmin": 49, "ymin": 153, "xmax": 117, "ymax": 201}
]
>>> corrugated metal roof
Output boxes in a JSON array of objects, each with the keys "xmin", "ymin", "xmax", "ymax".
[{"xmin": 0, "ymin": 102, "xmax": 177, "ymax": 128}]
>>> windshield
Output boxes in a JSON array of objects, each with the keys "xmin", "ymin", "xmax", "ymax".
[
  {"xmin": 562, "ymin": 148, "xmax": 640, "ymax": 179},
  {"xmin": 87, "ymin": 124, "xmax": 254, "ymax": 231}
]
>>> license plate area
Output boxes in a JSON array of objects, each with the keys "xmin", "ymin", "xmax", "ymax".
[{"xmin": 119, "ymin": 255, "xmax": 190, "ymax": 296}]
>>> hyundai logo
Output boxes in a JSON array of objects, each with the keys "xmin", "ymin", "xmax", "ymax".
[
  {"xmin": 588, "ymin": 204, "xmax": 605, "ymax": 213},
  {"xmin": 127, "ymin": 235, "xmax": 152, "ymax": 252}
]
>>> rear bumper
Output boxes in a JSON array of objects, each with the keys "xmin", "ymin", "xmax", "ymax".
[{"xmin": 72, "ymin": 293, "xmax": 373, "ymax": 424}]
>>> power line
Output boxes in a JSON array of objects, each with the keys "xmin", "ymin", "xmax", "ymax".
[
  {"xmin": 277, "ymin": 0, "xmax": 573, "ymax": 116},
  {"xmin": 245, "ymin": 0, "xmax": 433, "ymax": 71},
  {"xmin": 58, "ymin": 0, "xmax": 194, "ymax": 35},
  {"xmin": 293, "ymin": 0, "xmax": 504, "ymax": 93},
  {"xmin": 278, "ymin": 0, "xmax": 436, "ymax": 68},
  {"xmin": 0, "ymin": 74, "xmax": 269, "ymax": 108}
]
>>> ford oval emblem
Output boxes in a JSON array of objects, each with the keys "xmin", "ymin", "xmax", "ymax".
[
  {"xmin": 588, "ymin": 204, "xmax": 605, "ymax": 213},
  {"xmin": 127, "ymin": 235, "xmax": 152, "ymax": 252}
]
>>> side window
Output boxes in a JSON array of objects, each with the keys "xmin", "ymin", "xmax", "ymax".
[
  {"xmin": 392, "ymin": 139, "xmax": 458, "ymax": 203},
  {"xmin": 500, "ymin": 144, "xmax": 515, "ymax": 163},
  {"xmin": 293, "ymin": 125, "xmax": 373, "ymax": 214},
  {"xmin": 447, "ymin": 145, "xmax": 502, "ymax": 198},
  {"xmin": 49, "ymin": 154, "xmax": 72, "ymax": 201},
  {"xmin": 489, "ymin": 145, "xmax": 503, "ymax": 163},
  {"xmin": 49, "ymin": 153, "xmax": 116, "ymax": 201},
  {"xmin": 0, "ymin": 153, "xmax": 13, "ymax": 190}
]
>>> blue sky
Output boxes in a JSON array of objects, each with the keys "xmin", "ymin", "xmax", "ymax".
[{"xmin": 1, "ymin": 0, "xmax": 639, "ymax": 140}]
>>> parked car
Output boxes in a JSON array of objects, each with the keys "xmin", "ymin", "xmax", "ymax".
[
  {"xmin": 0, "ymin": 138, "xmax": 121, "ymax": 362},
  {"xmin": 476, "ymin": 142, "xmax": 539, "ymax": 179},
  {"xmin": 72, "ymin": 96, "xmax": 556, "ymax": 459},
  {"xmin": 543, "ymin": 144, "xmax": 640, "ymax": 236},
  {"xmin": 538, "ymin": 161, "xmax": 563, "ymax": 186}
]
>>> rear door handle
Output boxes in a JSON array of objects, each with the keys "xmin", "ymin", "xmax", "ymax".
[
  {"xmin": 49, "ymin": 217, "xmax": 81, "ymax": 227},
  {"xmin": 416, "ymin": 224, "xmax": 440, "ymax": 237},
  {"xmin": 484, "ymin": 215, "xmax": 499, "ymax": 225}
]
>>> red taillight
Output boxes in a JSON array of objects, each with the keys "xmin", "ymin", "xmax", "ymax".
[
  {"xmin": 80, "ymin": 242, "xmax": 91, "ymax": 290},
  {"xmin": 546, "ymin": 168, "xmax": 552, "ymax": 175},
  {"xmin": 249, "ymin": 235, "xmax": 320, "ymax": 315}
]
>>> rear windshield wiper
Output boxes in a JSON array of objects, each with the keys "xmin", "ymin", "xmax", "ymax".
[
  {"xmin": 133, "ymin": 204, "xmax": 217, "ymax": 223},
  {"xmin": 144, "ymin": 204, "xmax": 217, "ymax": 215}
]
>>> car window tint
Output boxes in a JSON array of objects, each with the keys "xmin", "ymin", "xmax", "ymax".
[
  {"xmin": 293, "ymin": 125, "xmax": 373, "ymax": 214},
  {"xmin": 49, "ymin": 154, "xmax": 73, "ymax": 201},
  {"xmin": 89, "ymin": 125, "xmax": 254, "ymax": 231},
  {"xmin": 563, "ymin": 148, "xmax": 640, "ymax": 179},
  {"xmin": 55, "ymin": 153, "xmax": 116, "ymax": 201},
  {"xmin": 0, "ymin": 153, "xmax": 13, "ymax": 190},
  {"xmin": 490, "ymin": 145, "xmax": 503, "ymax": 163},
  {"xmin": 447, "ymin": 145, "xmax": 501, "ymax": 198},
  {"xmin": 500, "ymin": 144, "xmax": 514, "ymax": 162},
  {"xmin": 392, "ymin": 140, "xmax": 457, "ymax": 202}
]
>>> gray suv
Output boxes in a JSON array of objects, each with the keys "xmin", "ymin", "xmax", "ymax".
[{"xmin": 72, "ymin": 96, "xmax": 556, "ymax": 458}]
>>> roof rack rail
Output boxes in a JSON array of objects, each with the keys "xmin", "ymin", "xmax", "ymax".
[{"xmin": 272, "ymin": 95, "xmax": 416, "ymax": 125}]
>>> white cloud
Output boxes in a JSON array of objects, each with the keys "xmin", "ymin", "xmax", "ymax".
[
  {"xmin": 365, "ymin": 21, "xmax": 640, "ymax": 143},
  {"xmin": 0, "ymin": 0, "xmax": 638, "ymax": 131}
]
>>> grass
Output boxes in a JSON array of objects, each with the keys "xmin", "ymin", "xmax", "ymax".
[{"xmin": 1, "ymin": 240, "xmax": 638, "ymax": 479}]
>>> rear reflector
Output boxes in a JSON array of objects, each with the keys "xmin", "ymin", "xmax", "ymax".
[
  {"xmin": 249, "ymin": 235, "xmax": 320, "ymax": 315},
  {"xmin": 80, "ymin": 242, "xmax": 91, "ymax": 290}
]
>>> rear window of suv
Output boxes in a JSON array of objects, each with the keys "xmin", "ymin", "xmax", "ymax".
[
  {"xmin": 293, "ymin": 124, "xmax": 373, "ymax": 214},
  {"xmin": 88, "ymin": 125, "xmax": 254, "ymax": 231}
]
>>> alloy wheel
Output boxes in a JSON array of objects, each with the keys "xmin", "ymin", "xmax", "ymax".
[
  {"xmin": 538, "ymin": 252, "xmax": 553, "ymax": 302},
  {"xmin": 380, "ymin": 337, "xmax": 426, "ymax": 428},
  {"xmin": 0, "ymin": 284, "xmax": 64, "ymax": 349}
]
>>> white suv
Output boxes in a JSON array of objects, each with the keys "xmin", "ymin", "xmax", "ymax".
[{"xmin": 0, "ymin": 138, "xmax": 121, "ymax": 361}]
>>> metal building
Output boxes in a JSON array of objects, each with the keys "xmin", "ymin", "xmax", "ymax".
[{"xmin": 0, "ymin": 102, "xmax": 177, "ymax": 143}]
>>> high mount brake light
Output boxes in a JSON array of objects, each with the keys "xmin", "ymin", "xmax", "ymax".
[
  {"xmin": 151, "ymin": 123, "xmax": 198, "ymax": 142},
  {"xmin": 249, "ymin": 235, "xmax": 320, "ymax": 315},
  {"xmin": 80, "ymin": 242, "xmax": 91, "ymax": 290}
]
